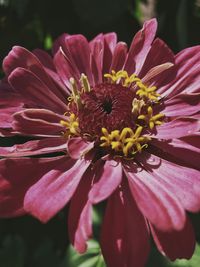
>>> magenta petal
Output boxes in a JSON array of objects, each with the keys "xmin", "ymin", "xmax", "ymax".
[
  {"xmin": 8, "ymin": 67, "xmax": 66, "ymax": 113},
  {"xmin": 163, "ymin": 93, "xmax": 200, "ymax": 117},
  {"xmin": 151, "ymin": 136, "xmax": 200, "ymax": 170},
  {"xmin": 124, "ymin": 18, "xmax": 157, "ymax": 75},
  {"xmin": 125, "ymin": 168, "xmax": 186, "ymax": 231},
  {"xmin": 138, "ymin": 152, "xmax": 200, "ymax": 212},
  {"xmin": 139, "ymin": 38, "xmax": 175, "ymax": 78},
  {"xmin": 65, "ymin": 35, "xmax": 93, "ymax": 84},
  {"xmin": 68, "ymin": 168, "xmax": 93, "ymax": 253},
  {"xmin": 154, "ymin": 118, "xmax": 199, "ymax": 139},
  {"xmin": 67, "ymin": 137, "xmax": 94, "ymax": 159},
  {"xmin": 151, "ymin": 217, "xmax": 195, "ymax": 260},
  {"xmin": 13, "ymin": 109, "xmax": 64, "ymax": 136},
  {"xmin": 110, "ymin": 42, "xmax": 127, "ymax": 72},
  {"xmin": 0, "ymin": 156, "xmax": 66, "ymax": 217},
  {"xmin": 159, "ymin": 45, "xmax": 200, "ymax": 97},
  {"xmin": 89, "ymin": 160, "xmax": 122, "ymax": 204},
  {"xmin": 3, "ymin": 46, "xmax": 65, "ymax": 100},
  {"xmin": 0, "ymin": 137, "xmax": 66, "ymax": 157},
  {"xmin": 24, "ymin": 158, "xmax": 90, "ymax": 222},
  {"xmin": 101, "ymin": 184, "xmax": 150, "ymax": 267}
]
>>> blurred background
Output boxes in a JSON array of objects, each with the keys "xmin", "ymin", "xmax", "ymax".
[{"xmin": 0, "ymin": 0, "xmax": 200, "ymax": 266}]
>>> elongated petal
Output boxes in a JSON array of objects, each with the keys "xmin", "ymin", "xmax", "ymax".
[
  {"xmin": 110, "ymin": 42, "xmax": 127, "ymax": 72},
  {"xmin": 3, "ymin": 46, "xmax": 65, "ymax": 100},
  {"xmin": 163, "ymin": 93, "xmax": 200, "ymax": 116},
  {"xmin": 101, "ymin": 184, "xmax": 150, "ymax": 267},
  {"xmin": 0, "ymin": 156, "xmax": 66, "ymax": 217},
  {"xmin": 150, "ymin": 136, "xmax": 200, "ymax": 170},
  {"xmin": 125, "ymin": 167, "xmax": 186, "ymax": 231},
  {"xmin": 68, "ymin": 168, "xmax": 93, "ymax": 253},
  {"xmin": 159, "ymin": 46, "xmax": 200, "ymax": 97},
  {"xmin": 24, "ymin": 158, "xmax": 90, "ymax": 222},
  {"xmin": 65, "ymin": 35, "xmax": 93, "ymax": 85},
  {"xmin": 124, "ymin": 18, "xmax": 157, "ymax": 75},
  {"xmin": 89, "ymin": 160, "xmax": 122, "ymax": 204},
  {"xmin": 8, "ymin": 68, "xmax": 66, "ymax": 113},
  {"xmin": 151, "ymin": 217, "xmax": 195, "ymax": 260},
  {"xmin": 154, "ymin": 118, "xmax": 199, "ymax": 139},
  {"xmin": 13, "ymin": 109, "xmax": 64, "ymax": 136},
  {"xmin": 0, "ymin": 137, "xmax": 66, "ymax": 157},
  {"xmin": 139, "ymin": 38, "xmax": 175, "ymax": 78}
]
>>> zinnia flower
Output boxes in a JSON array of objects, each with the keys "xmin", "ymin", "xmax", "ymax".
[{"xmin": 0, "ymin": 19, "xmax": 200, "ymax": 267}]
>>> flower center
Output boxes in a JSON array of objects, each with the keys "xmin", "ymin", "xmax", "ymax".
[{"xmin": 60, "ymin": 71, "xmax": 165, "ymax": 158}]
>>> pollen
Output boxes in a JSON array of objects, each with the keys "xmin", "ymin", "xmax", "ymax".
[
  {"xmin": 60, "ymin": 113, "xmax": 80, "ymax": 137},
  {"xmin": 100, "ymin": 126, "xmax": 150, "ymax": 157},
  {"xmin": 138, "ymin": 106, "xmax": 165, "ymax": 129}
]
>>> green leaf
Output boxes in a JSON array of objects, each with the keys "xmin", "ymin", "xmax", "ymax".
[{"xmin": 66, "ymin": 239, "xmax": 106, "ymax": 267}]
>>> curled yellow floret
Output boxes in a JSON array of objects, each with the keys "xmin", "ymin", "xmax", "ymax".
[
  {"xmin": 100, "ymin": 126, "xmax": 150, "ymax": 157},
  {"xmin": 60, "ymin": 113, "xmax": 80, "ymax": 137},
  {"xmin": 138, "ymin": 106, "xmax": 165, "ymax": 129}
]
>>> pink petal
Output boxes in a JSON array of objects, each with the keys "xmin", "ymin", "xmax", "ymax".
[
  {"xmin": 151, "ymin": 135, "xmax": 200, "ymax": 170},
  {"xmin": 65, "ymin": 35, "xmax": 93, "ymax": 85},
  {"xmin": 125, "ymin": 167, "xmax": 186, "ymax": 231},
  {"xmin": 159, "ymin": 45, "xmax": 200, "ymax": 97},
  {"xmin": 24, "ymin": 158, "xmax": 90, "ymax": 222},
  {"xmin": 52, "ymin": 33, "xmax": 69, "ymax": 55},
  {"xmin": 13, "ymin": 109, "xmax": 64, "ymax": 137},
  {"xmin": 124, "ymin": 18, "xmax": 157, "ymax": 75},
  {"xmin": 139, "ymin": 38, "xmax": 175, "ymax": 78},
  {"xmin": 0, "ymin": 137, "xmax": 66, "ymax": 157},
  {"xmin": 154, "ymin": 118, "xmax": 199, "ymax": 139},
  {"xmin": 8, "ymin": 67, "xmax": 67, "ymax": 113},
  {"xmin": 89, "ymin": 160, "xmax": 122, "ymax": 204},
  {"xmin": 103, "ymin": 33, "xmax": 117, "ymax": 74},
  {"xmin": 138, "ymin": 151, "xmax": 200, "ymax": 212},
  {"xmin": 151, "ymin": 217, "xmax": 195, "ymax": 260},
  {"xmin": 0, "ymin": 156, "xmax": 66, "ymax": 217},
  {"xmin": 163, "ymin": 93, "xmax": 200, "ymax": 117},
  {"xmin": 68, "ymin": 168, "xmax": 93, "ymax": 253},
  {"xmin": 67, "ymin": 137, "xmax": 94, "ymax": 159},
  {"xmin": 3, "ymin": 46, "xmax": 65, "ymax": 101},
  {"xmin": 101, "ymin": 184, "xmax": 150, "ymax": 267},
  {"xmin": 110, "ymin": 42, "xmax": 127, "ymax": 72}
]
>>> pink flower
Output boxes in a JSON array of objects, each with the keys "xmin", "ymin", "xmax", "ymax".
[{"xmin": 0, "ymin": 19, "xmax": 200, "ymax": 267}]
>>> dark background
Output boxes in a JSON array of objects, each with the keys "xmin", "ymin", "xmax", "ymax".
[{"xmin": 0, "ymin": 0, "xmax": 200, "ymax": 266}]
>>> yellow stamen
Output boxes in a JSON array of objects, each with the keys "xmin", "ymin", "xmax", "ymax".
[
  {"xmin": 60, "ymin": 113, "xmax": 80, "ymax": 137},
  {"xmin": 100, "ymin": 126, "xmax": 150, "ymax": 156},
  {"xmin": 136, "ymin": 81, "xmax": 160, "ymax": 101},
  {"xmin": 80, "ymin": 73, "xmax": 91, "ymax": 93},
  {"xmin": 69, "ymin": 78, "xmax": 82, "ymax": 109},
  {"xmin": 138, "ymin": 106, "xmax": 165, "ymax": 129},
  {"xmin": 104, "ymin": 70, "xmax": 140, "ymax": 87}
]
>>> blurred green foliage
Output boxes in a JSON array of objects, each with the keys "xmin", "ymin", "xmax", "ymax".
[{"xmin": 1, "ymin": 0, "xmax": 200, "ymax": 266}]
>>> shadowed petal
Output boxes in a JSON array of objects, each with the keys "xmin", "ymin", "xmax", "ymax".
[
  {"xmin": 110, "ymin": 42, "xmax": 128, "ymax": 72},
  {"xmin": 0, "ymin": 156, "xmax": 66, "ymax": 217},
  {"xmin": 68, "ymin": 168, "xmax": 93, "ymax": 253},
  {"xmin": 8, "ymin": 67, "xmax": 67, "ymax": 113},
  {"xmin": 101, "ymin": 184, "xmax": 150, "ymax": 267},
  {"xmin": 151, "ymin": 217, "xmax": 195, "ymax": 260},
  {"xmin": 24, "ymin": 158, "xmax": 91, "ymax": 222},
  {"xmin": 0, "ymin": 137, "xmax": 66, "ymax": 157}
]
